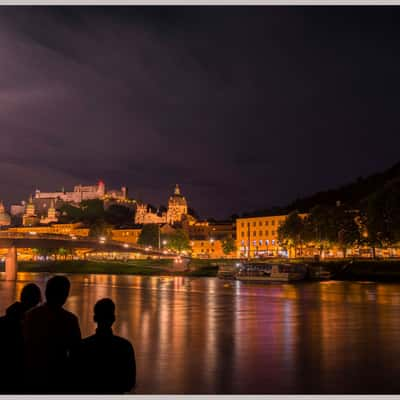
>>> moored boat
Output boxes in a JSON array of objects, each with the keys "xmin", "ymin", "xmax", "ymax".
[{"xmin": 235, "ymin": 263, "xmax": 306, "ymax": 283}]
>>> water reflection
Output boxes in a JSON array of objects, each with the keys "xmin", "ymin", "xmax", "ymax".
[{"xmin": 1, "ymin": 273, "xmax": 400, "ymax": 393}]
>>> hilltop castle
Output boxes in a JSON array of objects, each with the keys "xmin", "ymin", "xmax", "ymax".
[{"xmin": 34, "ymin": 180, "xmax": 127, "ymax": 204}]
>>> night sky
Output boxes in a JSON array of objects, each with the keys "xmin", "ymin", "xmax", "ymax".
[{"xmin": 1, "ymin": 6, "xmax": 400, "ymax": 219}]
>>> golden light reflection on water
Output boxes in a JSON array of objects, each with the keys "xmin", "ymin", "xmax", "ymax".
[{"xmin": 1, "ymin": 273, "xmax": 400, "ymax": 393}]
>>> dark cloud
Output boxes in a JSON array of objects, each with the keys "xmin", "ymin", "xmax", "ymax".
[{"xmin": 0, "ymin": 6, "xmax": 400, "ymax": 218}]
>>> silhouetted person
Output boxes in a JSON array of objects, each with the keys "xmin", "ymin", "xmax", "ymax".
[
  {"xmin": 23, "ymin": 275, "xmax": 81, "ymax": 393},
  {"xmin": 70, "ymin": 298, "xmax": 136, "ymax": 394},
  {"xmin": 0, "ymin": 283, "xmax": 41, "ymax": 393}
]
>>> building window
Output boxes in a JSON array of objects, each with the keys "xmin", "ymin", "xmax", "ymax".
[
  {"xmin": 271, "ymin": 230, "xmax": 275, "ymax": 235},
  {"xmin": 241, "ymin": 231, "xmax": 244, "ymax": 237},
  {"xmin": 259, "ymin": 230, "xmax": 263, "ymax": 236},
  {"xmin": 241, "ymin": 222, "xmax": 244, "ymax": 228},
  {"xmin": 253, "ymin": 222, "xmax": 256, "ymax": 227},
  {"xmin": 253, "ymin": 231, "xmax": 256, "ymax": 236},
  {"xmin": 265, "ymin": 221, "xmax": 269, "ymax": 226},
  {"xmin": 271, "ymin": 220, "xmax": 275, "ymax": 226},
  {"xmin": 272, "ymin": 240, "xmax": 275, "ymax": 245},
  {"xmin": 265, "ymin": 230, "xmax": 269, "ymax": 236},
  {"xmin": 259, "ymin": 221, "xmax": 262, "ymax": 226},
  {"xmin": 259, "ymin": 240, "xmax": 263, "ymax": 246},
  {"xmin": 253, "ymin": 240, "xmax": 257, "ymax": 246},
  {"xmin": 265, "ymin": 240, "xmax": 269, "ymax": 245},
  {"xmin": 241, "ymin": 240, "xmax": 244, "ymax": 245}
]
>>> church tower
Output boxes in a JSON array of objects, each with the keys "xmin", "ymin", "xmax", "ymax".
[
  {"xmin": 167, "ymin": 184, "xmax": 188, "ymax": 225},
  {"xmin": 23, "ymin": 196, "xmax": 39, "ymax": 226}
]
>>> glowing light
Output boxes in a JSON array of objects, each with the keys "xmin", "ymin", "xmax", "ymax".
[
  {"xmin": 123, "ymin": 243, "xmax": 129, "ymax": 248},
  {"xmin": 29, "ymin": 231, "xmax": 37, "ymax": 235}
]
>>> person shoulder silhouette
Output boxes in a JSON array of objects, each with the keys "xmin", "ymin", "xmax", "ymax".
[
  {"xmin": 23, "ymin": 275, "xmax": 81, "ymax": 393},
  {"xmin": 0, "ymin": 283, "xmax": 41, "ymax": 393},
  {"xmin": 70, "ymin": 298, "xmax": 136, "ymax": 394}
]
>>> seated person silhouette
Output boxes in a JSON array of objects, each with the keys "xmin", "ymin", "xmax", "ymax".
[
  {"xmin": 0, "ymin": 283, "xmax": 41, "ymax": 393},
  {"xmin": 70, "ymin": 298, "xmax": 136, "ymax": 394},
  {"xmin": 23, "ymin": 275, "xmax": 81, "ymax": 393}
]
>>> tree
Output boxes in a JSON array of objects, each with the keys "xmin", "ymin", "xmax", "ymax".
[
  {"xmin": 105, "ymin": 204, "xmax": 134, "ymax": 226},
  {"xmin": 165, "ymin": 229, "xmax": 190, "ymax": 253},
  {"xmin": 278, "ymin": 211, "xmax": 305, "ymax": 257},
  {"xmin": 363, "ymin": 178, "xmax": 400, "ymax": 257},
  {"xmin": 138, "ymin": 224, "xmax": 159, "ymax": 248},
  {"xmin": 89, "ymin": 219, "xmax": 113, "ymax": 239},
  {"xmin": 334, "ymin": 207, "xmax": 361, "ymax": 258},
  {"xmin": 305, "ymin": 205, "xmax": 338, "ymax": 257},
  {"xmin": 222, "ymin": 237, "xmax": 236, "ymax": 256},
  {"xmin": 80, "ymin": 199, "xmax": 105, "ymax": 224}
]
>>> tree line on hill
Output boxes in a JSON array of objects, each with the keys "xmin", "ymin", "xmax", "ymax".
[{"xmin": 278, "ymin": 177, "xmax": 400, "ymax": 258}]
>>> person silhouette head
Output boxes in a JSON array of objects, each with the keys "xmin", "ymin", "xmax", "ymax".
[
  {"xmin": 94, "ymin": 298, "xmax": 115, "ymax": 330},
  {"xmin": 20, "ymin": 283, "xmax": 41, "ymax": 311},
  {"xmin": 45, "ymin": 275, "xmax": 70, "ymax": 307}
]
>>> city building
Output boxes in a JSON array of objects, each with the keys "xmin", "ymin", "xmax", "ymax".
[
  {"xmin": 190, "ymin": 239, "xmax": 226, "ymax": 258},
  {"xmin": 236, "ymin": 214, "xmax": 303, "ymax": 258},
  {"xmin": 111, "ymin": 227, "xmax": 142, "ymax": 244},
  {"xmin": 7, "ymin": 223, "xmax": 90, "ymax": 237},
  {"xmin": 0, "ymin": 201, "xmax": 11, "ymax": 227},
  {"xmin": 135, "ymin": 203, "xmax": 166, "ymax": 224}
]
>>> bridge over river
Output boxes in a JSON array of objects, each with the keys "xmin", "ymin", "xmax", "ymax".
[{"xmin": 0, "ymin": 232, "xmax": 180, "ymax": 281}]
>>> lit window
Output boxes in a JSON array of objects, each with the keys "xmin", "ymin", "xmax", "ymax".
[
  {"xmin": 265, "ymin": 240, "xmax": 269, "ymax": 245},
  {"xmin": 259, "ymin": 240, "xmax": 263, "ymax": 246},
  {"xmin": 253, "ymin": 240, "xmax": 256, "ymax": 246},
  {"xmin": 272, "ymin": 240, "xmax": 275, "ymax": 245},
  {"xmin": 241, "ymin": 240, "xmax": 244, "ymax": 245}
]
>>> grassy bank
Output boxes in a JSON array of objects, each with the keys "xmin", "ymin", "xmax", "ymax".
[{"xmin": 0, "ymin": 259, "xmax": 219, "ymax": 277}]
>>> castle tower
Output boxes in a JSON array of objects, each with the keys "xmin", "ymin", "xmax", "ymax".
[
  {"xmin": 167, "ymin": 184, "xmax": 188, "ymax": 225},
  {"xmin": 98, "ymin": 180, "xmax": 106, "ymax": 197}
]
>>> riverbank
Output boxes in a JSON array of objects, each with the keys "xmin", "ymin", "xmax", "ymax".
[{"xmin": 2, "ymin": 258, "xmax": 400, "ymax": 280}]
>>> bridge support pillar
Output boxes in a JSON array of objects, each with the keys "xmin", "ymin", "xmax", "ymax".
[{"xmin": 5, "ymin": 246, "xmax": 18, "ymax": 281}]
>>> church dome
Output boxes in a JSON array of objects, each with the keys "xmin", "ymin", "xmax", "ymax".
[
  {"xmin": 0, "ymin": 202, "xmax": 11, "ymax": 226},
  {"xmin": 169, "ymin": 184, "xmax": 187, "ymax": 206}
]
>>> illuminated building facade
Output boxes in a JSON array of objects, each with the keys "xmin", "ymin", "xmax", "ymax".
[
  {"xmin": 236, "ymin": 214, "xmax": 308, "ymax": 258},
  {"xmin": 190, "ymin": 239, "xmax": 232, "ymax": 258},
  {"xmin": 0, "ymin": 202, "xmax": 11, "ymax": 227}
]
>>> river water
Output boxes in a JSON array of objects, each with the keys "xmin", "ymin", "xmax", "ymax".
[{"xmin": 1, "ymin": 272, "xmax": 400, "ymax": 394}]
